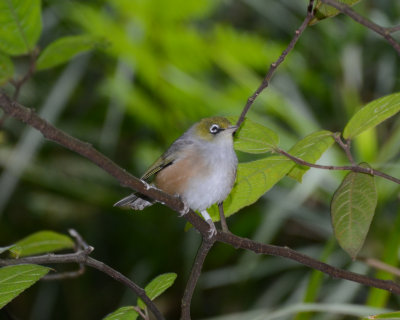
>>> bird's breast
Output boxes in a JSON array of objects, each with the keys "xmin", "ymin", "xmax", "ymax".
[{"xmin": 155, "ymin": 143, "xmax": 237, "ymax": 211}]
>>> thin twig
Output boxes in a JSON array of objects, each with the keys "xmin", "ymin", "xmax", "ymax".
[
  {"xmin": 360, "ymin": 257, "xmax": 400, "ymax": 277},
  {"xmin": 320, "ymin": 0, "xmax": 400, "ymax": 56},
  {"xmin": 218, "ymin": 203, "xmax": 230, "ymax": 233},
  {"xmin": 181, "ymin": 239, "xmax": 215, "ymax": 320},
  {"xmin": 333, "ymin": 133, "xmax": 355, "ymax": 165},
  {"xmin": 236, "ymin": 0, "xmax": 315, "ymax": 128},
  {"xmin": 11, "ymin": 48, "xmax": 39, "ymax": 101},
  {"xmin": 387, "ymin": 25, "xmax": 400, "ymax": 34},
  {"xmin": 0, "ymin": 250, "xmax": 165, "ymax": 320},
  {"xmin": 43, "ymin": 265, "xmax": 85, "ymax": 281},
  {"xmin": 133, "ymin": 306, "xmax": 148, "ymax": 320},
  {"xmin": 276, "ymin": 148, "xmax": 400, "ymax": 184}
]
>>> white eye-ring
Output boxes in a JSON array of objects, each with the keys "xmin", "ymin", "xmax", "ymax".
[{"xmin": 209, "ymin": 124, "xmax": 220, "ymax": 134}]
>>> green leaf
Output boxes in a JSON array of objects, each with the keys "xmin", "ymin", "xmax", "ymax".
[
  {"xmin": 0, "ymin": 53, "xmax": 14, "ymax": 84},
  {"xmin": 10, "ymin": 231, "xmax": 75, "ymax": 258},
  {"xmin": 137, "ymin": 273, "xmax": 177, "ymax": 310},
  {"xmin": 331, "ymin": 163, "xmax": 377, "ymax": 259},
  {"xmin": 217, "ymin": 155, "xmax": 293, "ymax": 218},
  {"xmin": 362, "ymin": 311, "xmax": 400, "ymax": 319},
  {"xmin": 309, "ymin": 0, "xmax": 362, "ymax": 25},
  {"xmin": 210, "ymin": 131, "xmax": 334, "ymax": 219},
  {"xmin": 0, "ymin": 264, "xmax": 50, "ymax": 309},
  {"xmin": 103, "ymin": 306, "xmax": 138, "ymax": 320},
  {"xmin": 343, "ymin": 92, "xmax": 400, "ymax": 140},
  {"xmin": 232, "ymin": 117, "xmax": 279, "ymax": 154},
  {"xmin": 287, "ymin": 130, "xmax": 334, "ymax": 182},
  {"xmin": 0, "ymin": 0, "xmax": 42, "ymax": 55},
  {"xmin": 36, "ymin": 35, "xmax": 104, "ymax": 71},
  {"xmin": 0, "ymin": 246, "xmax": 14, "ymax": 255}
]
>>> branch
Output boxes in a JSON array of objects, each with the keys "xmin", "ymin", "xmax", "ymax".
[
  {"xmin": 216, "ymin": 232, "xmax": 400, "ymax": 295},
  {"xmin": 181, "ymin": 239, "xmax": 215, "ymax": 320},
  {"xmin": 0, "ymin": 92, "xmax": 212, "ymax": 239},
  {"xmin": 0, "ymin": 236, "xmax": 165, "ymax": 320},
  {"xmin": 320, "ymin": 0, "xmax": 400, "ymax": 56},
  {"xmin": 333, "ymin": 133, "xmax": 355, "ymax": 165},
  {"xmin": 236, "ymin": 0, "xmax": 315, "ymax": 127},
  {"xmin": 276, "ymin": 148, "xmax": 400, "ymax": 185},
  {"xmin": 10, "ymin": 48, "xmax": 39, "ymax": 101},
  {"xmin": 2, "ymin": 92, "xmax": 400, "ymax": 310}
]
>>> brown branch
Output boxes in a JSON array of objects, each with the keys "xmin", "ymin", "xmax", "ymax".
[
  {"xmin": 276, "ymin": 148, "xmax": 400, "ymax": 185},
  {"xmin": 218, "ymin": 203, "xmax": 230, "ymax": 233},
  {"xmin": 216, "ymin": 232, "xmax": 400, "ymax": 295},
  {"xmin": 11, "ymin": 48, "xmax": 39, "ymax": 101},
  {"xmin": 360, "ymin": 257, "xmax": 400, "ymax": 278},
  {"xmin": 236, "ymin": 0, "xmax": 315, "ymax": 128},
  {"xmin": 0, "ymin": 241, "xmax": 165, "ymax": 320},
  {"xmin": 320, "ymin": 0, "xmax": 400, "ymax": 56},
  {"xmin": 0, "ymin": 92, "xmax": 211, "ymax": 236},
  {"xmin": 387, "ymin": 25, "xmax": 400, "ymax": 34},
  {"xmin": 181, "ymin": 239, "xmax": 215, "ymax": 320},
  {"xmin": 333, "ymin": 133, "xmax": 355, "ymax": 165},
  {"xmin": 2, "ymin": 92, "xmax": 400, "ymax": 312}
]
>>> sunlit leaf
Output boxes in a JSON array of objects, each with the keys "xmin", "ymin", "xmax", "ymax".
[
  {"xmin": 0, "ymin": 264, "xmax": 50, "ymax": 309},
  {"xmin": 215, "ymin": 155, "xmax": 293, "ymax": 218},
  {"xmin": 331, "ymin": 163, "xmax": 377, "ymax": 258},
  {"xmin": 287, "ymin": 130, "xmax": 334, "ymax": 182},
  {"xmin": 232, "ymin": 117, "xmax": 279, "ymax": 154},
  {"xmin": 0, "ymin": 0, "xmax": 42, "ymax": 55},
  {"xmin": 103, "ymin": 306, "xmax": 138, "ymax": 320},
  {"xmin": 10, "ymin": 231, "xmax": 75, "ymax": 258},
  {"xmin": 0, "ymin": 53, "xmax": 14, "ymax": 84},
  {"xmin": 343, "ymin": 92, "xmax": 400, "ymax": 140},
  {"xmin": 309, "ymin": 0, "xmax": 362, "ymax": 25},
  {"xmin": 137, "ymin": 273, "xmax": 177, "ymax": 309},
  {"xmin": 211, "ymin": 131, "xmax": 334, "ymax": 219},
  {"xmin": 37, "ymin": 35, "xmax": 105, "ymax": 71}
]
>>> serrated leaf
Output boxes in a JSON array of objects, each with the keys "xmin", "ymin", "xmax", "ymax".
[
  {"xmin": 36, "ymin": 35, "xmax": 104, "ymax": 71},
  {"xmin": 137, "ymin": 273, "xmax": 177, "ymax": 310},
  {"xmin": 0, "ymin": 264, "xmax": 50, "ymax": 309},
  {"xmin": 364, "ymin": 311, "xmax": 400, "ymax": 319},
  {"xmin": 10, "ymin": 231, "xmax": 75, "ymax": 258},
  {"xmin": 287, "ymin": 130, "xmax": 334, "ymax": 182},
  {"xmin": 0, "ymin": 53, "xmax": 14, "ymax": 84},
  {"xmin": 0, "ymin": 0, "xmax": 42, "ymax": 55},
  {"xmin": 309, "ymin": 0, "xmax": 361, "ymax": 25},
  {"xmin": 331, "ymin": 163, "xmax": 377, "ymax": 258},
  {"xmin": 232, "ymin": 117, "xmax": 279, "ymax": 154},
  {"xmin": 343, "ymin": 92, "xmax": 400, "ymax": 140},
  {"xmin": 103, "ymin": 306, "xmax": 138, "ymax": 320}
]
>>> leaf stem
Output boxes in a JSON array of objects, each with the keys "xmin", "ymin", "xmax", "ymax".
[{"xmin": 276, "ymin": 148, "xmax": 400, "ymax": 184}]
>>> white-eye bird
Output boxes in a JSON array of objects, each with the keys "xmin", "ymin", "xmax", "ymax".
[{"xmin": 114, "ymin": 116, "xmax": 238, "ymax": 237}]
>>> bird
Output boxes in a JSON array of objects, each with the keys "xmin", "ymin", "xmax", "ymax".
[{"xmin": 114, "ymin": 116, "xmax": 238, "ymax": 238}]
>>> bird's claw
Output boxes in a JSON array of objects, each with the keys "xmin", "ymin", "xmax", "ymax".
[{"xmin": 206, "ymin": 219, "xmax": 217, "ymax": 239}]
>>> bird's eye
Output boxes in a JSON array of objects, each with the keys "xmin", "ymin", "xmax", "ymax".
[{"xmin": 209, "ymin": 124, "xmax": 220, "ymax": 134}]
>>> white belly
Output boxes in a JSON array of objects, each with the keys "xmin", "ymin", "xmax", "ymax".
[{"xmin": 182, "ymin": 145, "xmax": 237, "ymax": 211}]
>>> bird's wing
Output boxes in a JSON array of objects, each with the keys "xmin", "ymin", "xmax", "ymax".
[{"xmin": 141, "ymin": 138, "xmax": 193, "ymax": 181}]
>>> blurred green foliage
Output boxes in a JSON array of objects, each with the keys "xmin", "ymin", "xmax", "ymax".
[{"xmin": 1, "ymin": 0, "xmax": 400, "ymax": 319}]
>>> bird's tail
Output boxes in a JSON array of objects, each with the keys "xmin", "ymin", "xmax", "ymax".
[{"xmin": 113, "ymin": 193, "xmax": 153, "ymax": 210}]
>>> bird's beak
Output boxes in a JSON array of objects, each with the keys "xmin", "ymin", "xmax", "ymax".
[{"xmin": 227, "ymin": 125, "xmax": 238, "ymax": 135}]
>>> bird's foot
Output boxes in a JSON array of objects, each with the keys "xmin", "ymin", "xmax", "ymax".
[
  {"xmin": 178, "ymin": 198, "xmax": 190, "ymax": 217},
  {"xmin": 206, "ymin": 219, "xmax": 218, "ymax": 239}
]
